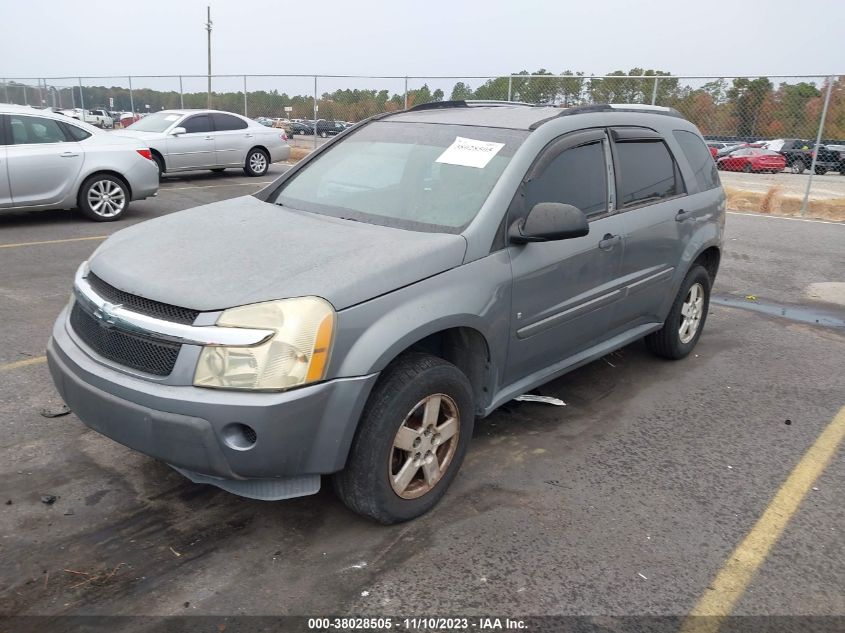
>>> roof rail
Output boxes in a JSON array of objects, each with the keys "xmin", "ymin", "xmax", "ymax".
[
  {"xmin": 528, "ymin": 103, "xmax": 684, "ymax": 130},
  {"xmin": 406, "ymin": 99, "xmax": 536, "ymax": 112}
]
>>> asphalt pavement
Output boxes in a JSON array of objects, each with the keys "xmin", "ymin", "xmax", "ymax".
[{"xmin": 0, "ymin": 166, "xmax": 842, "ymax": 627}]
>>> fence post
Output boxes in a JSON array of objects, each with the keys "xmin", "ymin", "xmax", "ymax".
[
  {"xmin": 2, "ymin": 79, "xmax": 7, "ymax": 103},
  {"xmin": 651, "ymin": 76, "xmax": 659, "ymax": 105},
  {"xmin": 313, "ymin": 76, "xmax": 318, "ymax": 151},
  {"xmin": 404, "ymin": 76, "xmax": 408, "ymax": 109},
  {"xmin": 801, "ymin": 76, "xmax": 834, "ymax": 217},
  {"xmin": 179, "ymin": 75, "xmax": 184, "ymax": 109},
  {"xmin": 78, "ymin": 77, "xmax": 84, "ymax": 117},
  {"xmin": 37, "ymin": 79, "xmax": 43, "ymax": 107},
  {"xmin": 128, "ymin": 76, "xmax": 135, "ymax": 115},
  {"xmin": 508, "ymin": 75, "xmax": 513, "ymax": 101},
  {"xmin": 23, "ymin": 83, "xmax": 28, "ymax": 105},
  {"xmin": 243, "ymin": 75, "xmax": 248, "ymax": 117}
]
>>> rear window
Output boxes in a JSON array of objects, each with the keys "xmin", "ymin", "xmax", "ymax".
[
  {"xmin": 615, "ymin": 140, "xmax": 684, "ymax": 207},
  {"xmin": 275, "ymin": 121, "xmax": 527, "ymax": 233},
  {"xmin": 673, "ymin": 130, "xmax": 719, "ymax": 191}
]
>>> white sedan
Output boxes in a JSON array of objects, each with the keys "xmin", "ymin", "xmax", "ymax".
[{"xmin": 116, "ymin": 109, "xmax": 291, "ymax": 177}]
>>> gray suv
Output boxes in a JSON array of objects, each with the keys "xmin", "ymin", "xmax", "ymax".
[{"xmin": 47, "ymin": 101, "xmax": 725, "ymax": 523}]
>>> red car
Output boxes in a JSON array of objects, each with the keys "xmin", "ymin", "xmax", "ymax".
[{"xmin": 716, "ymin": 148, "xmax": 786, "ymax": 173}]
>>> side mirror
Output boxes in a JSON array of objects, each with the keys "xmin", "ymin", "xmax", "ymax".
[
  {"xmin": 170, "ymin": 126, "xmax": 187, "ymax": 136},
  {"xmin": 509, "ymin": 203, "xmax": 589, "ymax": 244}
]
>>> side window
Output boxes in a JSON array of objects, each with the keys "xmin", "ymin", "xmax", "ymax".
[
  {"xmin": 673, "ymin": 130, "xmax": 719, "ymax": 191},
  {"xmin": 8, "ymin": 115, "xmax": 69, "ymax": 145},
  {"xmin": 615, "ymin": 140, "xmax": 684, "ymax": 208},
  {"xmin": 211, "ymin": 113, "xmax": 248, "ymax": 131},
  {"xmin": 524, "ymin": 141, "xmax": 608, "ymax": 218},
  {"xmin": 63, "ymin": 123, "xmax": 92, "ymax": 142},
  {"xmin": 182, "ymin": 114, "xmax": 212, "ymax": 134}
]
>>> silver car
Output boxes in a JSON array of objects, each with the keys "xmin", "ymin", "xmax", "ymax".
[
  {"xmin": 116, "ymin": 109, "xmax": 291, "ymax": 177},
  {"xmin": 0, "ymin": 105, "xmax": 159, "ymax": 221}
]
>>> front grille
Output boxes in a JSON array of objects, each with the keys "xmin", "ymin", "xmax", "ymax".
[
  {"xmin": 87, "ymin": 273, "xmax": 200, "ymax": 325},
  {"xmin": 70, "ymin": 302, "xmax": 180, "ymax": 376}
]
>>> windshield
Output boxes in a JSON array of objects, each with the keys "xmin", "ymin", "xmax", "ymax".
[
  {"xmin": 274, "ymin": 120, "xmax": 527, "ymax": 233},
  {"xmin": 127, "ymin": 111, "xmax": 184, "ymax": 133}
]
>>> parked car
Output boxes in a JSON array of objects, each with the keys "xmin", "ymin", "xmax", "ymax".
[
  {"xmin": 47, "ymin": 102, "xmax": 724, "ymax": 523},
  {"xmin": 0, "ymin": 104, "xmax": 158, "ymax": 220},
  {"xmin": 290, "ymin": 121, "xmax": 313, "ymax": 135},
  {"xmin": 716, "ymin": 148, "xmax": 786, "ymax": 173},
  {"xmin": 821, "ymin": 144, "xmax": 845, "ymax": 174},
  {"xmin": 314, "ymin": 119, "xmax": 346, "ymax": 138},
  {"xmin": 117, "ymin": 109, "xmax": 291, "ymax": 177},
  {"xmin": 255, "ymin": 116, "xmax": 274, "ymax": 127},
  {"xmin": 765, "ymin": 138, "xmax": 841, "ymax": 174},
  {"xmin": 60, "ymin": 108, "xmax": 113, "ymax": 129}
]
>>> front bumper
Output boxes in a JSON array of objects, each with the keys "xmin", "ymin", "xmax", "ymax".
[{"xmin": 47, "ymin": 309, "xmax": 377, "ymax": 485}]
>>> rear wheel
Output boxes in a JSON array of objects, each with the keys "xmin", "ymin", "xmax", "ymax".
[
  {"xmin": 645, "ymin": 265, "xmax": 711, "ymax": 360},
  {"xmin": 790, "ymin": 160, "xmax": 805, "ymax": 174},
  {"xmin": 244, "ymin": 148, "xmax": 269, "ymax": 177},
  {"xmin": 77, "ymin": 174, "xmax": 129, "ymax": 222},
  {"xmin": 815, "ymin": 166, "xmax": 827, "ymax": 175},
  {"xmin": 333, "ymin": 353, "xmax": 474, "ymax": 524}
]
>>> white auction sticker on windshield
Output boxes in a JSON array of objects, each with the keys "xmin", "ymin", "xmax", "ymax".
[
  {"xmin": 435, "ymin": 136, "xmax": 505, "ymax": 169},
  {"xmin": 164, "ymin": 114, "xmax": 180, "ymax": 121}
]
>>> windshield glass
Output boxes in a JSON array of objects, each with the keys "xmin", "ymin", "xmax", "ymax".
[
  {"xmin": 127, "ymin": 111, "xmax": 183, "ymax": 133},
  {"xmin": 274, "ymin": 120, "xmax": 528, "ymax": 233}
]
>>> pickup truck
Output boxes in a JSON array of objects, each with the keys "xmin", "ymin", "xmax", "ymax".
[
  {"xmin": 61, "ymin": 108, "xmax": 114, "ymax": 129},
  {"xmin": 765, "ymin": 138, "xmax": 840, "ymax": 174}
]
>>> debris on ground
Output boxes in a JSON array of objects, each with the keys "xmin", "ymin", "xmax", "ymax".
[
  {"xmin": 745, "ymin": 295, "xmax": 758, "ymax": 302},
  {"xmin": 514, "ymin": 394, "xmax": 566, "ymax": 406},
  {"xmin": 5, "ymin": 500, "xmax": 11, "ymax": 505},
  {"xmin": 63, "ymin": 564, "xmax": 125, "ymax": 589},
  {"xmin": 40, "ymin": 495, "xmax": 57, "ymax": 505},
  {"xmin": 638, "ymin": 573, "xmax": 648, "ymax": 580},
  {"xmin": 169, "ymin": 546, "xmax": 182, "ymax": 558},
  {"xmin": 39, "ymin": 404, "xmax": 71, "ymax": 418},
  {"xmin": 63, "ymin": 508, "xmax": 75, "ymax": 516}
]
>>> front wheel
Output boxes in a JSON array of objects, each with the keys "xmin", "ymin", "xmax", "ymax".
[
  {"xmin": 77, "ymin": 174, "xmax": 129, "ymax": 222},
  {"xmin": 244, "ymin": 148, "xmax": 269, "ymax": 177},
  {"xmin": 333, "ymin": 353, "xmax": 474, "ymax": 524},
  {"xmin": 815, "ymin": 166, "xmax": 827, "ymax": 175},
  {"xmin": 645, "ymin": 265, "xmax": 711, "ymax": 360},
  {"xmin": 790, "ymin": 160, "xmax": 805, "ymax": 174}
]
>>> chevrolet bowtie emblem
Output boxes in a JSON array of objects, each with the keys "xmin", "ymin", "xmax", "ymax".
[{"xmin": 93, "ymin": 301, "xmax": 122, "ymax": 327}]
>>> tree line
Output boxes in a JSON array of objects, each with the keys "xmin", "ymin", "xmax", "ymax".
[{"xmin": 4, "ymin": 70, "xmax": 843, "ymax": 140}]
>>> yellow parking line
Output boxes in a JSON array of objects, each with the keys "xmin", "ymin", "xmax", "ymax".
[
  {"xmin": 0, "ymin": 235, "xmax": 106, "ymax": 250},
  {"xmin": 680, "ymin": 405, "xmax": 845, "ymax": 633},
  {"xmin": 0, "ymin": 356, "xmax": 47, "ymax": 372}
]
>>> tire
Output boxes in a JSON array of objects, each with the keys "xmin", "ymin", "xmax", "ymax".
[
  {"xmin": 790, "ymin": 160, "xmax": 805, "ymax": 174},
  {"xmin": 152, "ymin": 154, "xmax": 165, "ymax": 177},
  {"xmin": 742, "ymin": 162, "xmax": 753, "ymax": 173},
  {"xmin": 645, "ymin": 265, "xmax": 711, "ymax": 360},
  {"xmin": 244, "ymin": 147, "xmax": 269, "ymax": 177},
  {"xmin": 77, "ymin": 174, "xmax": 129, "ymax": 222},
  {"xmin": 210, "ymin": 168, "xmax": 225, "ymax": 173},
  {"xmin": 815, "ymin": 166, "xmax": 827, "ymax": 175},
  {"xmin": 333, "ymin": 353, "xmax": 475, "ymax": 524},
  {"xmin": 319, "ymin": 131, "xmax": 327, "ymax": 138}
]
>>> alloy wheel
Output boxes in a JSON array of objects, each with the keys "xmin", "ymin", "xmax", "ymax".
[
  {"xmin": 679, "ymin": 282, "xmax": 705, "ymax": 344},
  {"xmin": 389, "ymin": 394, "xmax": 460, "ymax": 499},
  {"xmin": 249, "ymin": 151, "xmax": 267, "ymax": 174},
  {"xmin": 86, "ymin": 180, "xmax": 126, "ymax": 218}
]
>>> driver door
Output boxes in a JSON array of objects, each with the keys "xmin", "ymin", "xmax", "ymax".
[{"xmin": 505, "ymin": 129, "xmax": 627, "ymax": 386}]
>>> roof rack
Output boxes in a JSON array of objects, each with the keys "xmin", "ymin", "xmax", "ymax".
[
  {"xmin": 406, "ymin": 99, "xmax": 536, "ymax": 112},
  {"xmin": 528, "ymin": 103, "xmax": 684, "ymax": 130}
]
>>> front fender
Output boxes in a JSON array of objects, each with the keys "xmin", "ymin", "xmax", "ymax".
[{"xmin": 329, "ymin": 250, "xmax": 513, "ymax": 403}]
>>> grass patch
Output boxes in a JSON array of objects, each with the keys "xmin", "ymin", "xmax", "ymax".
[{"xmin": 724, "ymin": 185, "xmax": 845, "ymax": 222}]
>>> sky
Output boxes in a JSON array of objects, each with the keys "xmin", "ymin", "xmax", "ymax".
[{"xmin": 1, "ymin": 0, "xmax": 842, "ymax": 84}]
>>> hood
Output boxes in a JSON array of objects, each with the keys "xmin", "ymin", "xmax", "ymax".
[{"xmin": 88, "ymin": 196, "xmax": 467, "ymax": 312}]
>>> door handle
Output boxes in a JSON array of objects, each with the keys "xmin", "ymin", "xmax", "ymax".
[
  {"xmin": 245, "ymin": 133, "xmax": 254, "ymax": 138},
  {"xmin": 598, "ymin": 233, "xmax": 621, "ymax": 250},
  {"xmin": 204, "ymin": 136, "xmax": 214, "ymax": 140},
  {"xmin": 60, "ymin": 152, "xmax": 80, "ymax": 158},
  {"xmin": 675, "ymin": 209, "xmax": 693, "ymax": 222}
]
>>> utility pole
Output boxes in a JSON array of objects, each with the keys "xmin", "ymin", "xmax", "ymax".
[{"xmin": 205, "ymin": 5, "xmax": 213, "ymax": 108}]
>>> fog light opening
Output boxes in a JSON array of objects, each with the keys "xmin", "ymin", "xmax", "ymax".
[{"xmin": 222, "ymin": 423, "xmax": 258, "ymax": 451}]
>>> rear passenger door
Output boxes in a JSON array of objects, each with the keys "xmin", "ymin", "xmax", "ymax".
[
  {"xmin": 608, "ymin": 127, "xmax": 689, "ymax": 331},
  {"xmin": 0, "ymin": 116, "xmax": 11, "ymax": 207},
  {"xmin": 211, "ymin": 113, "xmax": 250, "ymax": 166},
  {"xmin": 505, "ymin": 129, "xmax": 627, "ymax": 386},
  {"xmin": 165, "ymin": 113, "xmax": 216, "ymax": 170}
]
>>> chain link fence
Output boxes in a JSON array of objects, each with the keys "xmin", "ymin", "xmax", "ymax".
[{"xmin": 2, "ymin": 73, "xmax": 843, "ymax": 216}]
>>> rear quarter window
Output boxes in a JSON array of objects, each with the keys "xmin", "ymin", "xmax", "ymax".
[{"xmin": 673, "ymin": 130, "xmax": 720, "ymax": 192}]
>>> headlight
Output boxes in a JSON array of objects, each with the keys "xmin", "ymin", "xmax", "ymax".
[{"xmin": 193, "ymin": 297, "xmax": 335, "ymax": 391}]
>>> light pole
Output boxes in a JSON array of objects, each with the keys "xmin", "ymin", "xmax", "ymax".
[{"xmin": 206, "ymin": 6, "xmax": 213, "ymax": 108}]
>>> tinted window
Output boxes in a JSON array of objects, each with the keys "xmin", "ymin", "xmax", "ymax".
[
  {"xmin": 63, "ymin": 123, "xmax": 92, "ymax": 141},
  {"xmin": 182, "ymin": 114, "xmax": 212, "ymax": 134},
  {"xmin": 673, "ymin": 130, "xmax": 719, "ymax": 191},
  {"xmin": 615, "ymin": 140, "xmax": 683, "ymax": 207},
  {"xmin": 9, "ymin": 115, "xmax": 68, "ymax": 145},
  {"xmin": 212, "ymin": 113, "xmax": 248, "ymax": 131},
  {"xmin": 525, "ymin": 141, "xmax": 607, "ymax": 217}
]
